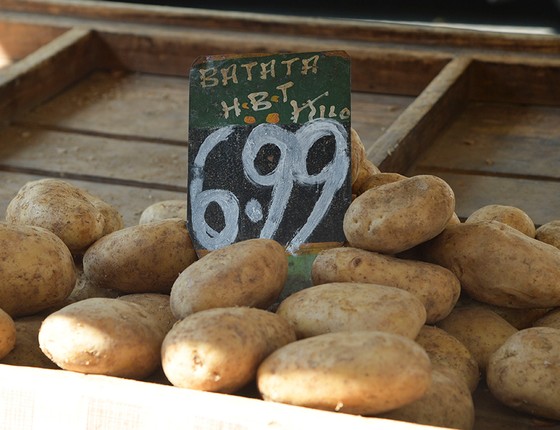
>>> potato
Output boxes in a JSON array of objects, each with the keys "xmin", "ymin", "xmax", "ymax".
[
  {"xmin": 487, "ymin": 327, "xmax": 560, "ymax": 420},
  {"xmin": 465, "ymin": 204, "xmax": 535, "ymax": 237},
  {"xmin": 170, "ymin": 238, "xmax": 287, "ymax": 319},
  {"xmin": 0, "ymin": 223, "xmax": 76, "ymax": 317},
  {"xmin": 83, "ymin": 218, "xmax": 197, "ymax": 294},
  {"xmin": 532, "ymin": 308, "xmax": 560, "ymax": 329},
  {"xmin": 423, "ymin": 221, "xmax": 560, "ymax": 308},
  {"xmin": 38, "ymin": 297, "xmax": 172, "ymax": 379},
  {"xmin": 379, "ymin": 368, "xmax": 474, "ymax": 430},
  {"xmin": 118, "ymin": 293, "xmax": 176, "ymax": 336},
  {"xmin": 350, "ymin": 127, "xmax": 366, "ymax": 191},
  {"xmin": 82, "ymin": 189, "xmax": 124, "ymax": 235},
  {"xmin": 355, "ymin": 172, "xmax": 406, "ymax": 195},
  {"xmin": 1, "ymin": 314, "xmax": 58, "ymax": 369},
  {"xmin": 536, "ymin": 219, "xmax": 560, "ymax": 249},
  {"xmin": 344, "ymin": 174, "xmax": 455, "ymax": 254},
  {"xmin": 63, "ymin": 267, "xmax": 121, "ymax": 305},
  {"xmin": 161, "ymin": 307, "xmax": 295, "ymax": 393},
  {"xmin": 139, "ymin": 199, "xmax": 187, "ymax": 224},
  {"xmin": 0, "ymin": 308, "xmax": 16, "ymax": 360},
  {"xmin": 257, "ymin": 330, "xmax": 432, "ymax": 415},
  {"xmin": 5, "ymin": 178, "xmax": 119, "ymax": 254},
  {"xmin": 415, "ymin": 325, "xmax": 480, "ymax": 392},
  {"xmin": 311, "ymin": 247, "xmax": 460, "ymax": 323},
  {"xmin": 276, "ymin": 282, "xmax": 426, "ymax": 339},
  {"xmin": 437, "ymin": 306, "xmax": 517, "ymax": 373}
]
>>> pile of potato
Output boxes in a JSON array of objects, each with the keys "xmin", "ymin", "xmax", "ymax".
[{"xmin": 0, "ymin": 127, "xmax": 560, "ymax": 430}]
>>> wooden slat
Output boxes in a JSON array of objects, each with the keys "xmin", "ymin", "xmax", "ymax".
[
  {"xmin": 19, "ymin": 71, "xmax": 189, "ymax": 144},
  {"xmin": 3, "ymin": 0, "xmax": 560, "ymax": 55},
  {"xmin": 372, "ymin": 56, "xmax": 471, "ymax": 173},
  {"xmin": 0, "ymin": 125, "xmax": 187, "ymax": 189},
  {"xmin": 469, "ymin": 56, "xmax": 560, "ymax": 106},
  {"xmin": 404, "ymin": 170, "xmax": 560, "ymax": 226},
  {"xmin": 411, "ymin": 101, "xmax": 560, "ymax": 180},
  {"xmin": 0, "ymin": 20, "xmax": 66, "ymax": 67},
  {"xmin": 0, "ymin": 27, "xmax": 99, "ymax": 123},
  {"xmin": 0, "ymin": 171, "xmax": 186, "ymax": 226}
]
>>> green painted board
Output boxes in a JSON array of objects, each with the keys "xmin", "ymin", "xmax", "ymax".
[{"xmin": 187, "ymin": 51, "xmax": 351, "ymax": 258}]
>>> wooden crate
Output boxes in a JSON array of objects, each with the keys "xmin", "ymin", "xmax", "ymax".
[{"xmin": 0, "ymin": 2, "xmax": 559, "ymax": 429}]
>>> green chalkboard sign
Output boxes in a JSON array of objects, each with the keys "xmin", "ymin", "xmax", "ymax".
[{"xmin": 187, "ymin": 50, "xmax": 351, "ymax": 255}]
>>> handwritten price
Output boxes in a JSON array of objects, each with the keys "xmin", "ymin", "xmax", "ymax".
[{"xmin": 190, "ymin": 118, "xmax": 349, "ymax": 254}]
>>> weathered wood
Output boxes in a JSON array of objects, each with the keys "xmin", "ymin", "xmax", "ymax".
[
  {"xmin": 411, "ymin": 101, "xmax": 560, "ymax": 181},
  {"xmin": 0, "ymin": 20, "xmax": 66, "ymax": 67},
  {"xmin": 372, "ymin": 56, "xmax": 471, "ymax": 173},
  {"xmin": 0, "ymin": 27, "xmax": 99, "ymax": 123},
  {"xmin": 2, "ymin": 0, "xmax": 560, "ymax": 55}
]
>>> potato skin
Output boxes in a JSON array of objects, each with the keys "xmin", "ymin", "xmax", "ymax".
[
  {"xmin": 139, "ymin": 199, "xmax": 187, "ymax": 224},
  {"xmin": 311, "ymin": 247, "xmax": 460, "ymax": 323},
  {"xmin": 465, "ymin": 204, "xmax": 535, "ymax": 237},
  {"xmin": 532, "ymin": 308, "xmax": 560, "ymax": 329},
  {"xmin": 380, "ymin": 368, "xmax": 474, "ymax": 430},
  {"xmin": 437, "ymin": 306, "xmax": 517, "ymax": 373},
  {"xmin": 277, "ymin": 282, "xmax": 426, "ymax": 339},
  {"xmin": 536, "ymin": 220, "xmax": 560, "ymax": 249},
  {"xmin": 38, "ymin": 297, "xmax": 168, "ymax": 379},
  {"xmin": 487, "ymin": 327, "xmax": 560, "ymax": 420},
  {"xmin": 0, "ymin": 308, "xmax": 16, "ymax": 360},
  {"xmin": 257, "ymin": 330, "xmax": 432, "ymax": 415},
  {"xmin": 0, "ymin": 223, "xmax": 76, "ymax": 317},
  {"xmin": 170, "ymin": 238, "xmax": 287, "ymax": 319},
  {"xmin": 415, "ymin": 325, "xmax": 480, "ymax": 392},
  {"xmin": 423, "ymin": 221, "xmax": 560, "ymax": 308},
  {"xmin": 83, "ymin": 218, "xmax": 197, "ymax": 294},
  {"xmin": 162, "ymin": 307, "xmax": 295, "ymax": 393},
  {"xmin": 344, "ymin": 174, "xmax": 455, "ymax": 254},
  {"xmin": 6, "ymin": 178, "xmax": 106, "ymax": 254}
]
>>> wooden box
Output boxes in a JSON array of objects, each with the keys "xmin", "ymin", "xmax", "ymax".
[{"xmin": 0, "ymin": 1, "xmax": 559, "ymax": 429}]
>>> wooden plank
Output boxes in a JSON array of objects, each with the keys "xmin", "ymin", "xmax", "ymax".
[
  {"xmin": 95, "ymin": 25, "xmax": 450, "ymax": 95},
  {"xmin": 3, "ymin": 0, "xmax": 560, "ymax": 55},
  {"xmin": 411, "ymin": 101, "xmax": 560, "ymax": 180},
  {"xmin": 404, "ymin": 170, "xmax": 560, "ymax": 226},
  {"xmin": 469, "ymin": 56, "xmax": 560, "ymax": 106},
  {"xmin": 0, "ymin": 27, "xmax": 99, "ymax": 123},
  {"xmin": 19, "ymin": 71, "xmax": 189, "ymax": 144},
  {"xmin": 18, "ymin": 70, "xmax": 412, "ymax": 153},
  {"xmin": 371, "ymin": 56, "xmax": 471, "ymax": 173},
  {"xmin": 0, "ymin": 172, "xmax": 186, "ymax": 227},
  {"xmin": 0, "ymin": 125, "xmax": 187, "ymax": 189},
  {"xmin": 0, "ymin": 20, "xmax": 66, "ymax": 67}
]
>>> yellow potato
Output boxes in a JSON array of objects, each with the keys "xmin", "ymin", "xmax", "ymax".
[
  {"xmin": 311, "ymin": 247, "xmax": 460, "ymax": 323},
  {"xmin": 170, "ymin": 238, "xmax": 287, "ymax": 319},
  {"xmin": 536, "ymin": 219, "xmax": 560, "ymax": 249},
  {"xmin": 415, "ymin": 325, "xmax": 480, "ymax": 392},
  {"xmin": 532, "ymin": 308, "xmax": 560, "ymax": 329},
  {"xmin": 355, "ymin": 172, "xmax": 406, "ymax": 196},
  {"xmin": 465, "ymin": 204, "xmax": 535, "ymax": 237},
  {"xmin": 162, "ymin": 307, "xmax": 295, "ymax": 393},
  {"xmin": 0, "ymin": 308, "xmax": 16, "ymax": 360},
  {"xmin": 487, "ymin": 327, "xmax": 560, "ymax": 421},
  {"xmin": 276, "ymin": 282, "xmax": 426, "ymax": 339},
  {"xmin": 139, "ymin": 199, "xmax": 187, "ymax": 224},
  {"xmin": 0, "ymin": 223, "xmax": 76, "ymax": 317},
  {"xmin": 39, "ymin": 297, "xmax": 172, "ymax": 379},
  {"xmin": 257, "ymin": 330, "xmax": 432, "ymax": 415},
  {"xmin": 1, "ymin": 314, "xmax": 58, "ymax": 369},
  {"xmin": 83, "ymin": 218, "xmax": 197, "ymax": 294},
  {"xmin": 5, "ymin": 178, "xmax": 119, "ymax": 254},
  {"xmin": 423, "ymin": 221, "xmax": 560, "ymax": 308},
  {"xmin": 436, "ymin": 306, "xmax": 517, "ymax": 373},
  {"xmin": 344, "ymin": 174, "xmax": 455, "ymax": 254},
  {"xmin": 379, "ymin": 368, "xmax": 475, "ymax": 430}
]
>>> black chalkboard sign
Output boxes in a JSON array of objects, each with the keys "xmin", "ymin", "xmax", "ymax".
[{"xmin": 187, "ymin": 51, "xmax": 351, "ymax": 255}]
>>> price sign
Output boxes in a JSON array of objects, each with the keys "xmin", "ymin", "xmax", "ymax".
[{"xmin": 187, "ymin": 51, "xmax": 351, "ymax": 255}]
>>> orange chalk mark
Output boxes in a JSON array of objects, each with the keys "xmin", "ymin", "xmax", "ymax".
[
  {"xmin": 266, "ymin": 113, "xmax": 280, "ymax": 123},
  {"xmin": 244, "ymin": 115, "xmax": 256, "ymax": 124},
  {"xmin": 270, "ymin": 95, "xmax": 280, "ymax": 102},
  {"xmin": 242, "ymin": 102, "xmax": 249, "ymax": 109}
]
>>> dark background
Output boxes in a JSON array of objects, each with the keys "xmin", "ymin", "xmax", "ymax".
[{"xmin": 103, "ymin": 0, "xmax": 560, "ymax": 33}]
